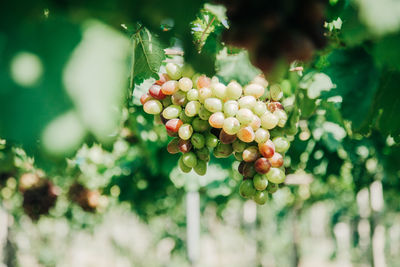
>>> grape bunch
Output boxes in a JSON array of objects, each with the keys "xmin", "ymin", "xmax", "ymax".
[
  {"xmin": 217, "ymin": 0, "xmax": 328, "ymax": 73},
  {"xmin": 140, "ymin": 63, "xmax": 291, "ymax": 205}
]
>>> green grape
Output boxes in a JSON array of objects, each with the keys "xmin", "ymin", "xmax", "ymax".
[
  {"xmin": 272, "ymin": 136, "xmax": 290, "ymax": 153},
  {"xmin": 260, "ymin": 111, "xmax": 279, "ymax": 129},
  {"xmin": 223, "ymin": 100, "xmax": 239, "ymax": 117},
  {"xmin": 232, "ymin": 139, "xmax": 247, "ymax": 153},
  {"xmin": 195, "ymin": 147, "xmax": 210, "ymax": 162},
  {"xmin": 266, "ymin": 182, "xmax": 278, "ymax": 193},
  {"xmin": 191, "ymin": 133, "xmax": 205, "ymax": 149},
  {"xmin": 171, "ymin": 90, "xmax": 187, "ymax": 106},
  {"xmin": 239, "ymin": 180, "xmax": 256, "ymax": 198},
  {"xmin": 162, "ymin": 105, "xmax": 182, "ymax": 119},
  {"xmin": 178, "ymin": 124, "xmax": 193, "ymax": 140},
  {"xmin": 179, "ymin": 110, "xmax": 194, "ymax": 124},
  {"xmin": 234, "ymin": 152, "xmax": 243, "ymax": 161},
  {"xmin": 185, "ymin": 101, "xmax": 201, "ymax": 117},
  {"xmin": 198, "ymin": 87, "xmax": 213, "ymax": 103},
  {"xmin": 204, "ymin": 98, "xmax": 223, "ymax": 113},
  {"xmin": 192, "ymin": 117, "xmax": 209, "ymax": 132},
  {"xmin": 238, "ymin": 95, "xmax": 256, "ymax": 109},
  {"xmin": 191, "ymin": 74, "xmax": 201, "ymax": 88},
  {"xmin": 212, "ymin": 82, "xmax": 227, "ymax": 99},
  {"xmin": 143, "ymin": 100, "xmax": 163, "ymax": 114},
  {"xmin": 187, "ymin": 89, "xmax": 199, "ymax": 101},
  {"xmin": 254, "ymin": 128, "xmax": 270, "ymax": 144},
  {"xmin": 253, "ymin": 190, "xmax": 268, "ymax": 205},
  {"xmin": 182, "ymin": 152, "xmax": 197, "ymax": 168},
  {"xmin": 253, "ymin": 174, "xmax": 268, "ymax": 191},
  {"xmin": 253, "ymin": 101, "xmax": 267, "ymax": 117},
  {"xmin": 266, "ymin": 167, "xmax": 285, "ymax": 184},
  {"xmin": 161, "ymin": 96, "xmax": 172, "ymax": 107},
  {"xmin": 166, "ymin": 62, "xmax": 182, "ymax": 80},
  {"xmin": 205, "ymin": 132, "xmax": 218, "ymax": 148},
  {"xmin": 178, "ymin": 77, "xmax": 193, "ymax": 92},
  {"xmin": 198, "ymin": 106, "xmax": 212, "ymax": 120},
  {"xmin": 274, "ymin": 109, "xmax": 288, "ymax": 128},
  {"xmin": 223, "ymin": 117, "xmax": 240, "ymax": 135},
  {"xmin": 244, "ymin": 83, "xmax": 264, "ymax": 99},
  {"xmin": 179, "ymin": 156, "xmax": 192, "ymax": 173},
  {"xmin": 213, "ymin": 142, "xmax": 233, "ymax": 158},
  {"xmin": 226, "ymin": 81, "xmax": 243, "ymax": 100},
  {"xmin": 270, "ymin": 84, "xmax": 283, "ymax": 101},
  {"xmin": 236, "ymin": 108, "xmax": 254, "ymax": 125},
  {"xmin": 194, "ymin": 160, "xmax": 207, "ymax": 176},
  {"xmin": 281, "ymin": 79, "xmax": 292, "ymax": 96}
]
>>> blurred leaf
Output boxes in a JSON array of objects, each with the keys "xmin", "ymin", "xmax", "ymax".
[
  {"xmin": 204, "ymin": 3, "xmax": 227, "ymax": 24},
  {"xmin": 373, "ymin": 33, "xmax": 400, "ymax": 71}
]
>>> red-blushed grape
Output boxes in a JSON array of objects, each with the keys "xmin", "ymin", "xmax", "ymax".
[
  {"xmin": 260, "ymin": 111, "xmax": 279, "ymax": 129},
  {"xmin": 239, "ymin": 180, "xmax": 256, "ymax": 198},
  {"xmin": 238, "ymin": 95, "xmax": 256, "ymax": 109},
  {"xmin": 194, "ymin": 160, "xmax": 207, "ymax": 175},
  {"xmin": 166, "ymin": 62, "xmax": 182, "ymax": 80},
  {"xmin": 213, "ymin": 143, "xmax": 233, "ymax": 158},
  {"xmin": 198, "ymin": 106, "xmax": 212, "ymax": 120},
  {"xmin": 274, "ymin": 109, "xmax": 288, "ymax": 127},
  {"xmin": 254, "ymin": 157, "xmax": 271, "ymax": 174},
  {"xmin": 226, "ymin": 81, "xmax": 242, "ymax": 100},
  {"xmin": 253, "ymin": 173, "xmax": 268, "ymax": 190},
  {"xmin": 161, "ymin": 80, "xmax": 179, "ymax": 95},
  {"xmin": 242, "ymin": 146, "xmax": 260, "ymax": 162},
  {"xmin": 237, "ymin": 126, "xmax": 255, "ymax": 143},
  {"xmin": 195, "ymin": 147, "xmax": 210, "ymax": 162},
  {"xmin": 209, "ymin": 112, "xmax": 225, "ymax": 128},
  {"xmin": 187, "ymin": 89, "xmax": 199, "ymax": 101},
  {"xmin": 250, "ymin": 115, "xmax": 261, "ymax": 131},
  {"xmin": 234, "ymin": 152, "xmax": 243, "ymax": 161},
  {"xmin": 258, "ymin": 140, "xmax": 275, "ymax": 158},
  {"xmin": 165, "ymin": 118, "xmax": 183, "ymax": 133},
  {"xmin": 272, "ymin": 136, "xmax": 290, "ymax": 153},
  {"xmin": 182, "ymin": 152, "xmax": 197, "ymax": 168},
  {"xmin": 155, "ymin": 73, "xmax": 170, "ymax": 86},
  {"xmin": 192, "ymin": 118, "xmax": 209, "ymax": 132},
  {"xmin": 266, "ymin": 167, "xmax": 285, "ymax": 184},
  {"xmin": 244, "ymin": 83, "xmax": 265, "ymax": 98},
  {"xmin": 149, "ymin": 84, "xmax": 166, "ymax": 100},
  {"xmin": 253, "ymin": 101, "xmax": 267, "ymax": 116},
  {"xmin": 162, "ymin": 105, "xmax": 182, "ymax": 119},
  {"xmin": 140, "ymin": 93, "xmax": 153, "ymax": 105},
  {"xmin": 219, "ymin": 129, "xmax": 237, "ymax": 144},
  {"xmin": 178, "ymin": 139, "xmax": 192, "ymax": 153},
  {"xmin": 212, "ymin": 82, "xmax": 227, "ymax": 99},
  {"xmin": 270, "ymin": 84, "xmax": 283, "ymax": 101},
  {"xmin": 236, "ymin": 108, "xmax": 254, "ymax": 125},
  {"xmin": 238, "ymin": 161, "xmax": 246, "ymax": 175},
  {"xmin": 267, "ymin": 101, "xmax": 283, "ymax": 113},
  {"xmin": 253, "ymin": 190, "xmax": 268, "ymax": 205},
  {"xmin": 197, "ymin": 75, "xmax": 211, "ymax": 89},
  {"xmin": 185, "ymin": 101, "xmax": 201, "ymax": 117},
  {"xmin": 255, "ymin": 128, "xmax": 270, "ymax": 144},
  {"xmin": 205, "ymin": 132, "xmax": 218, "ymax": 148},
  {"xmin": 167, "ymin": 138, "xmax": 180, "ymax": 154},
  {"xmin": 223, "ymin": 117, "xmax": 240, "ymax": 135},
  {"xmin": 269, "ymin": 152, "xmax": 283, "ymax": 167},
  {"xmin": 191, "ymin": 133, "xmax": 205, "ymax": 149},
  {"xmin": 223, "ymin": 100, "xmax": 239, "ymax": 117},
  {"xmin": 178, "ymin": 124, "xmax": 193, "ymax": 140},
  {"xmin": 143, "ymin": 100, "xmax": 163, "ymax": 114},
  {"xmin": 178, "ymin": 77, "xmax": 193, "ymax": 92},
  {"xmin": 243, "ymin": 162, "xmax": 256, "ymax": 178},
  {"xmin": 198, "ymin": 87, "xmax": 213, "ymax": 103},
  {"xmin": 171, "ymin": 91, "xmax": 187, "ymax": 106},
  {"xmin": 266, "ymin": 182, "xmax": 278, "ymax": 193},
  {"xmin": 204, "ymin": 97, "xmax": 223, "ymax": 113}
]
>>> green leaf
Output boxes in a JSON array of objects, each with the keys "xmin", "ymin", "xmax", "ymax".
[
  {"xmin": 204, "ymin": 3, "xmax": 227, "ymax": 25},
  {"xmin": 373, "ymin": 33, "xmax": 400, "ymax": 71}
]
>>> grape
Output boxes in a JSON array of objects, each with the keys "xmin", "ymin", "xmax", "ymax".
[
  {"xmin": 213, "ymin": 143, "xmax": 233, "ymax": 158},
  {"xmin": 185, "ymin": 101, "xmax": 201, "ymax": 117},
  {"xmin": 165, "ymin": 118, "xmax": 183, "ymax": 133},
  {"xmin": 166, "ymin": 63, "xmax": 182, "ymax": 80},
  {"xmin": 205, "ymin": 132, "xmax": 218, "ymax": 148},
  {"xmin": 192, "ymin": 118, "xmax": 209, "ymax": 132},
  {"xmin": 195, "ymin": 147, "xmax": 210, "ymax": 162},
  {"xmin": 212, "ymin": 82, "xmax": 227, "ymax": 99},
  {"xmin": 149, "ymin": 84, "xmax": 166, "ymax": 100},
  {"xmin": 244, "ymin": 83, "xmax": 265, "ymax": 98},
  {"xmin": 178, "ymin": 124, "xmax": 193, "ymax": 140},
  {"xmin": 167, "ymin": 129, "xmax": 178, "ymax": 137},
  {"xmin": 223, "ymin": 117, "xmax": 240, "ymax": 135},
  {"xmin": 219, "ymin": 130, "xmax": 237, "ymax": 144},
  {"xmin": 179, "ymin": 111, "xmax": 194, "ymax": 124},
  {"xmin": 155, "ymin": 73, "xmax": 170, "ymax": 86},
  {"xmin": 178, "ymin": 139, "xmax": 192, "ymax": 153},
  {"xmin": 167, "ymin": 138, "xmax": 180, "ymax": 154},
  {"xmin": 140, "ymin": 93, "xmax": 153, "ymax": 105},
  {"xmin": 161, "ymin": 80, "xmax": 179, "ymax": 95},
  {"xmin": 198, "ymin": 87, "xmax": 213, "ymax": 103},
  {"xmin": 223, "ymin": 100, "xmax": 239, "ymax": 117},
  {"xmin": 178, "ymin": 77, "xmax": 193, "ymax": 92},
  {"xmin": 197, "ymin": 75, "xmax": 211, "ymax": 89},
  {"xmin": 194, "ymin": 160, "xmax": 207, "ymax": 176},
  {"xmin": 254, "ymin": 128, "xmax": 270, "ymax": 144},
  {"xmin": 234, "ymin": 152, "xmax": 243, "ymax": 161},
  {"xmin": 269, "ymin": 152, "xmax": 283, "ymax": 167},
  {"xmin": 260, "ymin": 112, "xmax": 279, "ymax": 129},
  {"xmin": 232, "ymin": 139, "xmax": 247, "ymax": 153},
  {"xmin": 238, "ymin": 161, "xmax": 246, "ymax": 175},
  {"xmin": 143, "ymin": 100, "xmax": 163, "ymax": 114},
  {"xmin": 182, "ymin": 152, "xmax": 198, "ymax": 168},
  {"xmin": 250, "ymin": 114, "xmax": 261, "ymax": 131},
  {"xmin": 253, "ymin": 174, "xmax": 268, "ymax": 191},
  {"xmin": 242, "ymin": 146, "xmax": 260, "ymax": 162},
  {"xmin": 198, "ymin": 106, "xmax": 212, "ymax": 120},
  {"xmin": 204, "ymin": 98, "xmax": 223, "ymax": 113},
  {"xmin": 181, "ymin": 65, "xmax": 195, "ymax": 78},
  {"xmin": 237, "ymin": 126, "xmax": 255, "ymax": 143},
  {"xmin": 208, "ymin": 112, "xmax": 225, "ymax": 128},
  {"xmin": 266, "ymin": 182, "xmax": 278, "ymax": 193},
  {"xmin": 243, "ymin": 162, "xmax": 256, "ymax": 178},
  {"xmin": 267, "ymin": 101, "xmax": 283, "ymax": 113},
  {"xmin": 238, "ymin": 95, "xmax": 256, "ymax": 109},
  {"xmin": 191, "ymin": 133, "xmax": 205, "ymax": 149},
  {"xmin": 239, "ymin": 180, "xmax": 256, "ymax": 198},
  {"xmin": 171, "ymin": 90, "xmax": 187, "ymax": 106},
  {"xmin": 226, "ymin": 81, "xmax": 242, "ymax": 100},
  {"xmin": 187, "ymin": 89, "xmax": 199, "ymax": 101},
  {"xmin": 252, "ymin": 75, "xmax": 268, "ymax": 88},
  {"xmin": 270, "ymin": 84, "xmax": 283, "ymax": 101},
  {"xmin": 253, "ymin": 191, "xmax": 268, "ymax": 205},
  {"xmin": 266, "ymin": 167, "xmax": 285, "ymax": 184},
  {"xmin": 259, "ymin": 140, "xmax": 275, "ymax": 158},
  {"xmin": 236, "ymin": 108, "xmax": 254, "ymax": 125},
  {"xmin": 162, "ymin": 105, "xmax": 182, "ymax": 119},
  {"xmin": 274, "ymin": 109, "xmax": 288, "ymax": 127},
  {"xmin": 253, "ymin": 101, "xmax": 267, "ymax": 117},
  {"xmin": 211, "ymin": 76, "xmax": 219, "ymax": 85},
  {"xmin": 162, "ymin": 96, "xmax": 172, "ymax": 107},
  {"xmin": 254, "ymin": 157, "xmax": 271, "ymax": 174},
  {"xmin": 272, "ymin": 137, "xmax": 290, "ymax": 153},
  {"xmin": 179, "ymin": 156, "xmax": 192, "ymax": 173}
]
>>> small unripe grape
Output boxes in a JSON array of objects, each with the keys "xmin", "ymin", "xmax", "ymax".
[
  {"xmin": 266, "ymin": 182, "xmax": 278, "ymax": 193},
  {"xmin": 185, "ymin": 101, "xmax": 201, "ymax": 117},
  {"xmin": 243, "ymin": 162, "xmax": 256, "ymax": 178},
  {"xmin": 238, "ymin": 95, "xmax": 256, "ymax": 109},
  {"xmin": 180, "ymin": 110, "xmax": 194, "ymax": 124},
  {"xmin": 205, "ymin": 132, "xmax": 218, "ymax": 148},
  {"xmin": 219, "ymin": 130, "xmax": 237, "ymax": 144},
  {"xmin": 165, "ymin": 118, "xmax": 183, "ymax": 132},
  {"xmin": 178, "ymin": 124, "xmax": 193, "ymax": 140},
  {"xmin": 178, "ymin": 139, "xmax": 192, "ymax": 153},
  {"xmin": 274, "ymin": 109, "xmax": 288, "ymax": 127},
  {"xmin": 143, "ymin": 100, "xmax": 163, "ymax": 114},
  {"xmin": 171, "ymin": 91, "xmax": 187, "ymax": 106},
  {"xmin": 223, "ymin": 117, "xmax": 240, "ymax": 135},
  {"xmin": 197, "ymin": 75, "xmax": 211, "ymax": 89},
  {"xmin": 195, "ymin": 147, "xmax": 210, "ymax": 162},
  {"xmin": 179, "ymin": 156, "xmax": 192, "ymax": 173},
  {"xmin": 149, "ymin": 84, "xmax": 166, "ymax": 100},
  {"xmin": 272, "ymin": 137, "xmax": 290, "ymax": 153},
  {"xmin": 226, "ymin": 81, "xmax": 243, "ymax": 100},
  {"xmin": 140, "ymin": 93, "xmax": 153, "ymax": 105},
  {"xmin": 223, "ymin": 100, "xmax": 239, "ymax": 117},
  {"xmin": 250, "ymin": 114, "xmax": 261, "ymax": 131},
  {"xmin": 269, "ymin": 152, "xmax": 283, "ymax": 167},
  {"xmin": 161, "ymin": 80, "xmax": 179, "ymax": 95},
  {"xmin": 270, "ymin": 84, "xmax": 283, "ymax": 101},
  {"xmin": 194, "ymin": 160, "xmax": 207, "ymax": 176},
  {"xmin": 198, "ymin": 106, "xmax": 212, "ymax": 120},
  {"xmin": 212, "ymin": 82, "xmax": 227, "ymax": 99},
  {"xmin": 167, "ymin": 138, "xmax": 180, "ymax": 154},
  {"xmin": 234, "ymin": 152, "xmax": 243, "ymax": 161},
  {"xmin": 178, "ymin": 77, "xmax": 193, "ymax": 92},
  {"xmin": 187, "ymin": 89, "xmax": 199, "ymax": 101},
  {"xmin": 255, "ymin": 128, "xmax": 270, "ymax": 144},
  {"xmin": 253, "ymin": 174, "xmax": 268, "ymax": 191},
  {"xmin": 208, "ymin": 112, "xmax": 225, "ymax": 128},
  {"xmin": 266, "ymin": 167, "xmax": 285, "ymax": 184},
  {"xmin": 204, "ymin": 98, "xmax": 223, "ymax": 113},
  {"xmin": 166, "ymin": 63, "xmax": 182, "ymax": 80},
  {"xmin": 237, "ymin": 126, "xmax": 255, "ymax": 143},
  {"xmin": 232, "ymin": 139, "xmax": 247, "ymax": 153},
  {"xmin": 213, "ymin": 143, "xmax": 233, "ymax": 158},
  {"xmin": 162, "ymin": 105, "xmax": 182, "ymax": 119},
  {"xmin": 254, "ymin": 190, "xmax": 268, "ymax": 205},
  {"xmin": 198, "ymin": 87, "xmax": 213, "ymax": 103},
  {"xmin": 182, "ymin": 152, "xmax": 197, "ymax": 168},
  {"xmin": 242, "ymin": 146, "xmax": 260, "ymax": 162},
  {"xmin": 261, "ymin": 112, "xmax": 279, "ymax": 129},
  {"xmin": 191, "ymin": 133, "xmax": 205, "ymax": 149},
  {"xmin": 192, "ymin": 118, "xmax": 209, "ymax": 132},
  {"xmin": 253, "ymin": 101, "xmax": 267, "ymax": 117},
  {"xmin": 259, "ymin": 140, "xmax": 275, "ymax": 158},
  {"xmin": 254, "ymin": 157, "xmax": 271, "ymax": 174},
  {"xmin": 244, "ymin": 83, "xmax": 265, "ymax": 98},
  {"xmin": 161, "ymin": 96, "xmax": 172, "ymax": 107},
  {"xmin": 236, "ymin": 108, "xmax": 254, "ymax": 125},
  {"xmin": 239, "ymin": 180, "xmax": 256, "ymax": 198}
]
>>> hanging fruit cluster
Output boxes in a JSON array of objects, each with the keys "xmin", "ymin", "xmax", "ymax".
[{"xmin": 140, "ymin": 63, "xmax": 291, "ymax": 205}]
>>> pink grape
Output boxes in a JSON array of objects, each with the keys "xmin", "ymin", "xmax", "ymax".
[
  {"xmin": 209, "ymin": 112, "xmax": 225, "ymax": 128},
  {"xmin": 161, "ymin": 80, "xmax": 179, "ymax": 95}
]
